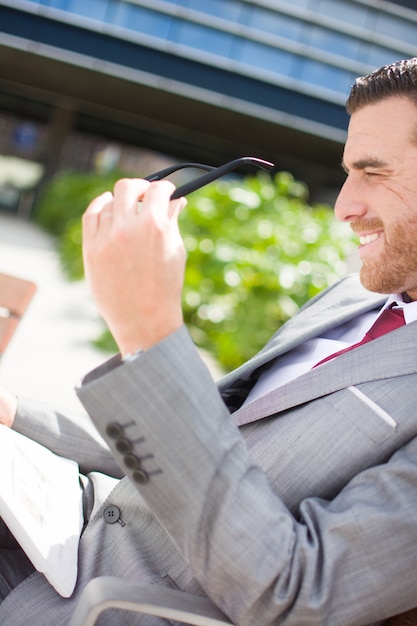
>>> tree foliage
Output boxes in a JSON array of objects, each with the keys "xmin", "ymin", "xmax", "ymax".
[{"xmin": 34, "ymin": 170, "xmax": 356, "ymax": 371}]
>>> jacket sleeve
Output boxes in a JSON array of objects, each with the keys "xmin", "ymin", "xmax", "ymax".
[
  {"xmin": 13, "ymin": 396, "xmax": 124, "ymax": 478},
  {"xmin": 76, "ymin": 324, "xmax": 417, "ymax": 625}
]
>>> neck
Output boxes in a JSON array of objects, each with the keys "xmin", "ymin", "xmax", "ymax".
[{"xmin": 402, "ymin": 292, "xmax": 415, "ymax": 302}]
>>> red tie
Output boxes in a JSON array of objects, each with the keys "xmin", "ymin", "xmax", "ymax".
[{"xmin": 314, "ymin": 305, "xmax": 405, "ymax": 367}]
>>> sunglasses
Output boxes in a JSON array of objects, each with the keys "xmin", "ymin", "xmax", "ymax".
[{"xmin": 144, "ymin": 156, "xmax": 275, "ymax": 200}]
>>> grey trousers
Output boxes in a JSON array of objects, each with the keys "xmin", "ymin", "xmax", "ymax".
[{"xmin": 0, "ymin": 519, "xmax": 35, "ymax": 601}]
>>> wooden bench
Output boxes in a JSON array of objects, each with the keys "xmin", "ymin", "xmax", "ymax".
[{"xmin": 0, "ymin": 272, "xmax": 37, "ymax": 355}]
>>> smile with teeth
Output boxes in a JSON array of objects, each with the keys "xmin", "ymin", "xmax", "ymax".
[{"xmin": 359, "ymin": 233, "xmax": 381, "ymax": 245}]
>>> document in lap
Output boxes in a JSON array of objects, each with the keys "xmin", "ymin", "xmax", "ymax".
[{"xmin": 0, "ymin": 424, "xmax": 83, "ymax": 597}]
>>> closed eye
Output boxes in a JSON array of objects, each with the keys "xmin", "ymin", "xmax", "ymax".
[{"xmin": 365, "ymin": 170, "xmax": 387, "ymax": 180}]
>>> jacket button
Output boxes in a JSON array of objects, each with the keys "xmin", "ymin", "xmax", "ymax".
[
  {"xmin": 115, "ymin": 437, "xmax": 133, "ymax": 454},
  {"xmin": 123, "ymin": 453, "xmax": 141, "ymax": 469},
  {"xmin": 102, "ymin": 505, "xmax": 121, "ymax": 524},
  {"xmin": 132, "ymin": 469, "xmax": 149, "ymax": 484},
  {"xmin": 106, "ymin": 423, "xmax": 124, "ymax": 439}
]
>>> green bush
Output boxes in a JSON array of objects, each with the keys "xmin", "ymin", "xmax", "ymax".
[
  {"xmin": 35, "ymin": 170, "xmax": 124, "ymax": 236},
  {"xmin": 34, "ymin": 170, "xmax": 356, "ymax": 370},
  {"xmin": 34, "ymin": 170, "xmax": 125, "ymax": 279}
]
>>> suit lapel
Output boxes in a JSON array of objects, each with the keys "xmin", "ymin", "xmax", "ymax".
[
  {"xmin": 232, "ymin": 321, "xmax": 417, "ymax": 425},
  {"xmin": 219, "ymin": 275, "xmax": 384, "ymax": 390},
  {"xmin": 218, "ymin": 275, "xmax": 385, "ymax": 407}
]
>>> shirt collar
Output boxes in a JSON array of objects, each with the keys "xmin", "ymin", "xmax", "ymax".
[{"xmin": 384, "ymin": 293, "xmax": 417, "ymax": 324}]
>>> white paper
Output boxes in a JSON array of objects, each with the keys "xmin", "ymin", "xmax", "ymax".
[{"xmin": 0, "ymin": 425, "xmax": 83, "ymax": 597}]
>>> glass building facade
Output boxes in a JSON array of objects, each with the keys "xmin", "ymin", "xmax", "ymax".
[
  {"xmin": 0, "ymin": 0, "xmax": 416, "ymax": 202},
  {"xmin": 17, "ymin": 0, "xmax": 415, "ymax": 101}
]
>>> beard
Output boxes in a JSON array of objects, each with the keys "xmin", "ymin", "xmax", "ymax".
[{"xmin": 352, "ymin": 217, "xmax": 417, "ymax": 295}]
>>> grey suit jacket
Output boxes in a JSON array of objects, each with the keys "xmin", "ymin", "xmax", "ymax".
[{"xmin": 2, "ymin": 274, "xmax": 417, "ymax": 625}]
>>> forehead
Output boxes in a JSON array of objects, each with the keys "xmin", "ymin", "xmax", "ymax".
[{"xmin": 344, "ymin": 96, "xmax": 417, "ymax": 164}]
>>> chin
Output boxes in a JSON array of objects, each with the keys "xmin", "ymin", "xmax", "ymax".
[{"xmin": 359, "ymin": 268, "xmax": 393, "ymax": 295}]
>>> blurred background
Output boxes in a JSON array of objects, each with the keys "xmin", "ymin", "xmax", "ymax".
[{"xmin": 0, "ymin": 0, "xmax": 415, "ymax": 413}]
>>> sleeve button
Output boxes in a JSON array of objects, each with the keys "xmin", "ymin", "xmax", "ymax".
[
  {"xmin": 115, "ymin": 438, "xmax": 132, "ymax": 454},
  {"xmin": 106, "ymin": 423, "xmax": 124, "ymax": 439},
  {"xmin": 123, "ymin": 453, "xmax": 141, "ymax": 470},
  {"xmin": 132, "ymin": 469, "xmax": 149, "ymax": 484}
]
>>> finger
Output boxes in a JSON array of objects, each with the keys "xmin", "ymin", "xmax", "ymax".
[
  {"xmin": 82, "ymin": 191, "xmax": 114, "ymax": 239},
  {"xmin": 112, "ymin": 178, "xmax": 151, "ymax": 218},
  {"xmin": 140, "ymin": 180, "xmax": 176, "ymax": 219}
]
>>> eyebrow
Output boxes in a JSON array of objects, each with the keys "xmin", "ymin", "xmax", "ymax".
[{"xmin": 341, "ymin": 157, "xmax": 389, "ymax": 173}]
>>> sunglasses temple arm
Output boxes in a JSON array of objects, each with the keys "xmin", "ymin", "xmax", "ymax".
[
  {"xmin": 144, "ymin": 163, "xmax": 215, "ymax": 182},
  {"xmin": 171, "ymin": 157, "xmax": 274, "ymax": 199}
]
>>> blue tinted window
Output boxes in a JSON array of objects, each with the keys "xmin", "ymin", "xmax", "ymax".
[
  {"xmin": 295, "ymin": 57, "xmax": 356, "ymax": 94},
  {"xmin": 274, "ymin": 0, "xmax": 311, "ymax": 9},
  {"xmin": 183, "ymin": 0, "xmax": 243, "ymax": 22},
  {"xmin": 318, "ymin": 0, "xmax": 371, "ymax": 28},
  {"xmin": 112, "ymin": 5, "xmax": 174, "ymax": 39},
  {"xmin": 235, "ymin": 41, "xmax": 293, "ymax": 77},
  {"xmin": 307, "ymin": 26, "xmax": 361, "ymax": 62},
  {"xmin": 46, "ymin": 0, "xmax": 110, "ymax": 20},
  {"xmin": 159, "ymin": 0, "xmax": 189, "ymax": 7},
  {"xmin": 366, "ymin": 47, "xmax": 405, "ymax": 70},
  {"xmin": 173, "ymin": 22, "xmax": 234, "ymax": 57},
  {"xmin": 375, "ymin": 13, "xmax": 417, "ymax": 46},
  {"xmin": 248, "ymin": 8, "xmax": 302, "ymax": 42}
]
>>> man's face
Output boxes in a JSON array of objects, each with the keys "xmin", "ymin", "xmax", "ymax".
[{"xmin": 334, "ymin": 96, "xmax": 417, "ymax": 300}]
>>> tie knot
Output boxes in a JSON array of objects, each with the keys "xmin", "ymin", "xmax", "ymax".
[
  {"xmin": 366, "ymin": 306, "xmax": 405, "ymax": 340},
  {"xmin": 313, "ymin": 304, "xmax": 406, "ymax": 368}
]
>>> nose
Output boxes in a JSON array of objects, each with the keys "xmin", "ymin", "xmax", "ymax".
[{"xmin": 334, "ymin": 175, "xmax": 367, "ymax": 223}]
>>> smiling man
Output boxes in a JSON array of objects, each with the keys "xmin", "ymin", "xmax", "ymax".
[
  {"xmin": 0, "ymin": 59, "xmax": 417, "ymax": 625},
  {"xmin": 337, "ymin": 92, "xmax": 417, "ymax": 299}
]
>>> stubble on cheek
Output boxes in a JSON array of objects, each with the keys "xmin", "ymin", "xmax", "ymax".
[{"xmin": 359, "ymin": 219, "xmax": 417, "ymax": 294}]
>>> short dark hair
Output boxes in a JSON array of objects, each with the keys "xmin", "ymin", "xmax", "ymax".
[{"xmin": 346, "ymin": 58, "xmax": 417, "ymax": 114}]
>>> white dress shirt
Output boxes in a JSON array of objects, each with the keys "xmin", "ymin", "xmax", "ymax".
[{"xmin": 243, "ymin": 293, "xmax": 417, "ymax": 406}]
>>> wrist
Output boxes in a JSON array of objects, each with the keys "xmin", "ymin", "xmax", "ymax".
[
  {"xmin": 122, "ymin": 348, "xmax": 143, "ymax": 362},
  {"xmin": 116, "ymin": 314, "xmax": 184, "ymax": 358}
]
